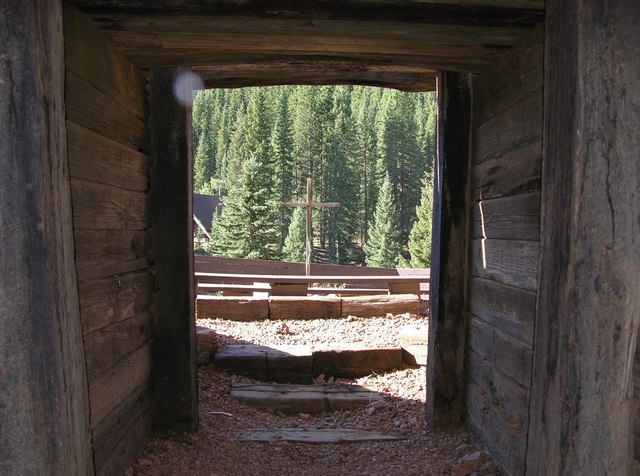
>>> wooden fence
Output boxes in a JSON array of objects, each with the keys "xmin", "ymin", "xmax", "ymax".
[{"xmin": 194, "ymin": 255, "xmax": 430, "ymax": 298}]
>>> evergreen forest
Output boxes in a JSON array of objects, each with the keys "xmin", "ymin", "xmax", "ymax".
[{"xmin": 193, "ymin": 85, "xmax": 436, "ymax": 268}]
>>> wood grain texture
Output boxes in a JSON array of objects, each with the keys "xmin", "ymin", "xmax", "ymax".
[
  {"xmin": 84, "ymin": 312, "xmax": 153, "ymax": 381},
  {"xmin": 472, "ymin": 94, "xmax": 542, "ymax": 166},
  {"xmin": 467, "ymin": 349, "xmax": 530, "ymax": 429},
  {"xmin": 471, "ymin": 140, "xmax": 541, "ymax": 200},
  {"xmin": 470, "ymin": 238, "xmax": 538, "ymax": 291},
  {"xmin": 0, "ymin": 2, "xmax": 93, "ymax": 474},
  {"xmin": 88, "ymin": 343, "xmax": 152, "ymax": 428},
  {"xmin": 96, "ymin": 409, "xmax": 152, "ymax": 476},
  {"xmin": 91, "ymin": 380, "xmax": 151, "ymax": 474},
  {"xmin": 527, "ymin": 1, "xmax": 640, "ymax": 473},
  {"xmin": 70, "ymin": 178, "xmax": 149, "ymax": 231},
  {"xmin": 150, "ymin": 68, "xmax": 198, "ymax": 434},
  {"xmin": 74, "ymin": 229, "xmax": 151, "ymax": 281},
  {"xmin": 66, "ymin": 71, "xmax": 148, "ymax": 151},
  {"xmin": 67, "ymin": 122, "xmax": 148, "ymax": 193},
  {"xmin": 78, "ymin": 271, "xmax": 153, "ymax": 334},
  {"xmin": 471, "ymin": 192, "xmax": 540, "ymax": 241},
  {"xmin": 468, "ymin": 317, "xmax": 532, "ymax": 388},
  {"xmin": 66, "ymin": 1, "xmax": 543, "ymax": 90},
  {"xmin": 426, "ymin": 72, "xmax": 472, "ymax": 428},
  {"xmin": 469, "ymin": 277, "xmax": 535, "ymax": 345},
  {"xmin": 466, "ymin": 383, "xmax": 526, "ymax": 476},
  {"xmin": 64, "ymin": 3, "xmax": 146, "ymax": 119}
]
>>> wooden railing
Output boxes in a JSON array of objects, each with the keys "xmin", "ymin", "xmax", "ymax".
[{"xmin": 194, "ymin": 255, "xmax": 430, "ymax": 298}]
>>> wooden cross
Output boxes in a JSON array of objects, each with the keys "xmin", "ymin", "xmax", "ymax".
[{"xmin": 282, "ymin": 177, "xmax": 340, "ymax": 275}]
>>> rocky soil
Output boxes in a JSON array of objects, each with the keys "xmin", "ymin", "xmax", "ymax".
[{"xmin": 126, "ymin": 314, "xmax": 497, "ymax": 476}]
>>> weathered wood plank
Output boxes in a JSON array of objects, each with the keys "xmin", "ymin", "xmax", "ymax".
[
  {"xmin": 74, "ymin": 229, "xmax": 151, "ymax": 281},
  {"xmin": 471, "ymin": 139, "xmax": 541, "ymax": 200},
  {"xmin": 231, "ymin": 382, "xmax": 384, "ymax": 414},
  {"xmin": 472, "ymin": 93, "xmax": 542, "ymax": 166},
  {"xmin": 96, "ymin": 409, "xmax": 152, "ymax": 476},
  {"xmin": 341, "ymin": 294, "xmax": 420, "ymax": 317},
  {"xmin": 467, "ymin": 349, "xmax": 530, "ymax": 429},
  {"xmin": 64, "ymin": 3, "xmax": 146, "ymax": 120},
  {"xmin": 235, "ymin": 429, "xmax": 404, "ymax": 444},
  {"xmin": 469, "ymin": 277, "xmax": 535, "ymax": 345},
  {"xmin": 150, "ymin": 68, "xmax": 198, "ymax": 434},
  {"xmin": 527, "ymin": 1, "xmax": 640, "ymax": 474},
  {"xmin": 92, "ymin": 380, "xmax": 152, "ymax": 474},
  {"xmin": 194, "ymin": 255, "xmax": 429, "ymax": 278},
  {"xmin": 89, "ymin": 342, "xmax": 153, "ymax": 428},
  {"xmin": 67, "ymin": 122, "xmax": 148, "ymax": 193},
  {"xmin": 269, "ymin": 296, "xmax": 342, "ymax": 320},
  {"xmin": 0, "ymin": 2, "xmax": 93, "ymax": 473},
  {"xmin": 83, "ymin": 312, "xmax": 153, "ymax": 381},
  {"xmin": 267, "ymin": 346, "xmax": 314, "ymax": 384},
  {"xmin": 470, "ymin": 238, "xmax": 538, "ymax": 291},
  {"xmin": 197, "ymin": 296, "xmax": 270, "ymax": 321},
  {"xmin": 468, "ymin": 317, "xmax": 532, "ymax": 388},
  {"xmin": 78, "ymin": 271, "xmax": 153, "ymax": 335},
  {"xmin": 70, "ymin": 178, "xmax": 149, "ymax": 231},
  {"xmin": 471, "ymin": 192, "xmax": 540, "ymax": 241},
  {"xmin": 426, "ymin": 71, "xmax": 471, "ymax": 428},
  {"xmin": 473, "ymin": 24, "xmax": 543, "ymax": 125},
  {"xmin": 466, "ymin": 383, "xmax": 526, "ymax": 476},
  {"xmin": 313, "ymin": 344, "xmax": 403, "ymax": 378},
  {"xmin": 66, "ymin": 71, "xmax": 148, "ymax": 151}
]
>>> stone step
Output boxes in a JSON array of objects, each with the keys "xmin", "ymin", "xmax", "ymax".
[
  {"xmin": 213, "ymin": 343, "xmax": 403, "ymax": 383},
  {"xmin": 230, "ymin": 382, "xmax": 384, "ymax": 414}
]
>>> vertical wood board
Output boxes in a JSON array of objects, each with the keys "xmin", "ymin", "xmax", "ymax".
[
  {"xmin": 150, "ymin": 68, "xmax": 198, "ymax": 434},
  {"xmin": 0, "ymin": 2, "xmax": 93, "ymax": 473},
  {"xmin": 527, "ymin": 1, "xmax": 640, "ymax": 473}
]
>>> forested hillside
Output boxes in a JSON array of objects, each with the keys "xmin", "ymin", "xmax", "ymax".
[{"xmin": 192, "ymin": 86, "xmax": 436, "ymax": 267}]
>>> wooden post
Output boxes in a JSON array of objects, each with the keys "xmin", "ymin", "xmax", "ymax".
[
  {"xmin": 526, "ymin": 1, "xmax": 640, "ymax": 473},
  {"xmin": 426, "ymin": 72, "xmax": 472, "ymax": 428},
  {"xmin": 0, "ymin": 1, "xmax": 93, "ymax": 474},
  {"xmin": 150, "ymin": 69, "xmax": 198, "ymax": 434}
]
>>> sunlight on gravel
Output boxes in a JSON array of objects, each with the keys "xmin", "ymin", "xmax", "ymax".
[{"xmin": 127, "ymin": 313, "xmax": 495, "ymax": 476}]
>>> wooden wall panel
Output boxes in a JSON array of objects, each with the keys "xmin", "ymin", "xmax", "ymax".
[
  {"xmin": 0, "ymin": 2, "xmax": 93, "ymax": 473},
  {"xmin": 466, "ymin": 24, "xmax": 542, "ymax": 476},
  {"xmin": 64, "ymin": 4, "xmax": 153, "ymax": 475}
]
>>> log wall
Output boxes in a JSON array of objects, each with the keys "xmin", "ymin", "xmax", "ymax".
[
  {"xmin": 465, "ymin": 25, "xmax": 543, "ymax": 475},
  {"xmin": 64, "ymin": 5, "xmax": 153, "ymax": 475}
]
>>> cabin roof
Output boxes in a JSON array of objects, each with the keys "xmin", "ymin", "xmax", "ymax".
[
  {"xmin": 67, "ymin": 0, "xmax": 544, "ymax": 91},
  {"xmin": 193, "ymin": 193, "xmax": 223, "ymax": 233}
]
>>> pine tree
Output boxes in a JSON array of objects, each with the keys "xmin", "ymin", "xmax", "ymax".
[
  {"xmin": 364, "ymin": 174, "xmax": 402, "ymax": 268},
  {"xmin": 215, "ymin": 158, "xmax": 280, "ymax": 260},
  {"xmin": 282, "ymin": 207, "xmax": 307, "ymax": 262},
  {"xmin": 408, "ymin": 174, "xmax": 434, "ymax": 268},
  {"xmin": 270, "ymin": 89, "xmax": 295, "ymax": 250}
]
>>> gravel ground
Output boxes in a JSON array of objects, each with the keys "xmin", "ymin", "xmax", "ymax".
[{"xmin": 126, "ymin": 314, "xmax": 497, "ymax": 476}]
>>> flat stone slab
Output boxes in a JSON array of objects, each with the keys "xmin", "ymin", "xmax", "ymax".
[
  {"xmin": 231, "ymin": 382, "xmax": 384, "ymax": 414},
  {"xmin": 235, "ymin": 429, "xmax": 404, "ymax": 444},
  {"xmin": 197, "ymin": 296, "xmax": 269, "ymax": 321},
  {"xmin": 313, "ymin": 343, "xmax": 403, "ymax": 379}
]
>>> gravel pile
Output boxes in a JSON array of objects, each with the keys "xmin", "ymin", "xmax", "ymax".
[{"xmin": 127, "ymin": 314, "xmax": 497, "ymax": 475}]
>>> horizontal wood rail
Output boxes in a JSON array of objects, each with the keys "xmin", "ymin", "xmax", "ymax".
[
  {"xmin": 194, "ymin": 256, "xmax": 429, "ymax": 298},
  {"xmin": 195, "ymin": 272, "xmax": 427, "ymax": 285}
]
